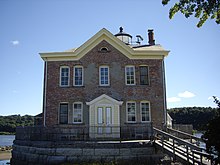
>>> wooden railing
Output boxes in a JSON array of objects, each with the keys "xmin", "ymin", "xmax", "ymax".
[
  {"xmin": 167, "ymin": 127, "xmax": 202, "ymax": 144},
  {"xmin": 153, "ymin": 127, "xmax": 213, "ymax": 165}
]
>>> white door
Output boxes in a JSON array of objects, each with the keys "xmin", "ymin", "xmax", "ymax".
[{"xmin": 97, "ymin": 107, "xmax": 112, "ymax": 135}]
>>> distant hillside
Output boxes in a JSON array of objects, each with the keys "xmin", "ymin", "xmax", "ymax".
[
  {"xmin": 168, "ymin": 107, "xmax": 218, "ymax": 131},
  {"xmin": 0, "ymin": 115, "xmax": 34, "ymax": 134},
  {"xmin": 0, "ymin": 107, "xmax": 218, "ymax": 133}
]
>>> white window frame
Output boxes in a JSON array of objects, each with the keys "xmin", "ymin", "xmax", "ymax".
[
  {"xmin": 125, "ymin": 66, "xmax": 135, "ymax": 85},
  {"xmin": 126, "ymin": 101, "xmax": 136, "ymax": 123},
  {"xmin": 99, "ymin": 66, "xmax": 110, "ymax": 86},
  {"xmin": 60, "ymin": 66, "xmax": 70, "ymax": 87},
  {"xmin": 139, "ymin": 65, "xmax": 149, "ymax": 85},
  {"xmin": 73, "ymin": 102, "xmax": 83, "ymax": 123},
  {"xmin": 59, "ymin": 102, "xmax": 69, "ymax": 124},
  {"xmin": 140, "ymin": 101, "xmax": 151, "ymax": 122},
  {"xmin": 73, "ymin": 66, "xmax": 84, "ymax": 86}
]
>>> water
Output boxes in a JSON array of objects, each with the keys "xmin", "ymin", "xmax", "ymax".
[
  {"xmin": 0, "ymin": 135, "xmax": 15, "ymax": 147},
  {"xmin": 194, "ymin": 132, "xmax": 206, "ymax": 149},
  {"xmin": 0, "ymin": 135, "xmax": 14, "ymax": 165},
  {"xmin": 0, "ymin": 160, "xmax": 10, "ymax": 165}
]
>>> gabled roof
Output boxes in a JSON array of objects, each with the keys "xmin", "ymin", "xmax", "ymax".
[
  {"xmin": 86, "ymin": 94, "xmax": 123, "ymax": 106},
  {"xmin": 40, "ymin": 28, "xmax": 169, "ymax": 61}
]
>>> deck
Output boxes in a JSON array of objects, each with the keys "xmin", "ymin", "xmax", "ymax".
[{"xmin": 154, "ymin": 127, "xmax": 214, "ymax": 165}]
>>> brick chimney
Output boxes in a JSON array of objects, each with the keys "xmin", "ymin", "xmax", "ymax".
[{"xmin": 148, "ymin": 29, "xmax": 155, "ymax": 45}]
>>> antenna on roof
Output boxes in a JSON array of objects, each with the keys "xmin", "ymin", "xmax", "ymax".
[{"xmin": 136, "ymin": 35, "xmax": 143, "ymax": 45}]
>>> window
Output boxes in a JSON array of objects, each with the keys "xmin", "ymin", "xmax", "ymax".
[
  {"xmin": 141, "ymin": 102, "xmax": 150, "ymax": 122},
  {"xmin": 140, "ymin": 66, "xmax": 149, "ymax": 85},
  {"xmin": 73, "ymin": 102, "xmax": 83, "ymax": 123},
  {"xmin": 74, "ymin": 66, "xmax": 83, "ymax": 86},
  {"xmin": 60, "ymin": 66, "xmax": 70, "ymax": 87},
  {"xmin": 99, "ymin": 47, "xmax": 109, "ymax": 53},
  {"xmin": 99, "ymin": 66, "xmax": 109, "ymax": 86},
  {"xmin": 59, "ymin": 103, "xmax": 68, "ymax": 124},
  {"xmin": 126, "ymin": 102, "xmax": 136, "ymax": 122},
  {"xmin": 125, "ymin": 66, "xmax": 135, "ymax": 85}
]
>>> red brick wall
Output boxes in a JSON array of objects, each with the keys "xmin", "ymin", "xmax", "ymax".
[{"xmin": 43, "ymin": 40, "xmax": 165, "ymax": 128}]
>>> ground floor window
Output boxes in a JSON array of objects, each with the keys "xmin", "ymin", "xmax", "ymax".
[
  {"xmin": 73, "ymin": 102, "xmax": 83, "ymax": 123},
  {"xmin": 141, "ymin": 101, "xmax": 150, "ymax": 122},
  {"xmin": 59, "ymin": 103, "xmax": 68, "ymax": 124},
  {"xmin": 126, "ymin": 102, "xmax": 136, "ymax": 122}
]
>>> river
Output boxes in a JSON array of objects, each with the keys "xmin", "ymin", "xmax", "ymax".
[
  {"xmin": 0, "ymin": 135, "xmax": 15, "ymax": 147},
  {"xmin": 194, "ymin": 132, "xmax": 206, "ymax": 149},
  {"xmin": 0, "ymin": 135, "xmax": 15, "ymax": 164}
]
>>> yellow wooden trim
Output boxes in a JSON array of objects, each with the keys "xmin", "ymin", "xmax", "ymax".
[{"xmin": 40, "ymin": 28, "xmax": 169, "ymax": 61}]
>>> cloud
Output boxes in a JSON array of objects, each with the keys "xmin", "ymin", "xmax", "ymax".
[
  {"xmin": 178, "ymin": 91, "xmax": 195, "ymax": 98},
  {"xmin": 167, "ymin": 97, "xmax": 181, "ymax": 103},
  {"xmin": 208, "ymin": 96, "xmax": 219, "ymax": 100},
  {"xmin": 11, "ymin": 40, "xmax": 19, "ymax": 45},
  {"xmin": 208, "ymin": 96, "xmax": 213, "ymax": 100}
]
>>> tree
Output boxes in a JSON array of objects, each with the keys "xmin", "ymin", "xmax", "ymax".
[
  {"xmin": 202, "ymin": 96, "xmax": 220, "ymax": 164},
  {"xmin": 168, "ymin": 106, "xmax": 218, "ymax": 130},
  {"xmin": 162, "ymin": 0, "xmax": 220, "ymax": 27}
]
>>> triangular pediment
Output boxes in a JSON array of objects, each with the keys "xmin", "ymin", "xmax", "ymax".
[
  {"xmin": 86, "ymin": 94, "xmax": 123, "ymax": 106},
  {"xmin": 40, "ymin": 28, "xmax": 169, "ymax": 61}
]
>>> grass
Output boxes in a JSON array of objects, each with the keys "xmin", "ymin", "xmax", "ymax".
[{"xmin": 0, "ymin": 132, "xmax": 15, "ymax": 135}]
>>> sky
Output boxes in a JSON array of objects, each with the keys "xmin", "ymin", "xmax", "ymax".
[{"xmin": 1, "ymin": 0, "xmax": 220, "ymax": 116}]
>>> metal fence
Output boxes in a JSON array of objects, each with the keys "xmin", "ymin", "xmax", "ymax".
[{"xmin": 15, "ymin": 123, "xmax": 153, "ymax": 141}]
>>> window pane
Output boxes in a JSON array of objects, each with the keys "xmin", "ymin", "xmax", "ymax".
[
  {"xmin": 98, "ymin": 107, "xmax": 103, "ymax": 124},
  {"xmin": 60, "ymin": 103, "xmax": 68, "ymax": 124},
  {"xmin": 127, "ymin": 102, "xmax": 136, "ymax": 122},
  {"xmin": 60, "ymin": 67, "xmax": 69, "ymax": 86},
  {"xmin": 100, "ymin": 66, "xmax": 109, "ymax": 85},
  {"xmin": 73, "ymin": 103, "xmax": 82, "ymax": 123},
  {"xmin": 74, "ymin": 67, "xmax": 83, "ymax": 86},
  {"xmin": 140, "ymin": 66, "xmax": 149, "ymax": 85},
  {"xmin": 126, "ymin": 66, "xmax": 135, "ymax": 85},
  {"xmin": 141, "ymin": 102, "xmax": 150, "ymax": 122}
]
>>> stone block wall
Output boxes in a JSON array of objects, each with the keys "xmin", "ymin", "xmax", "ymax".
[{"xmin": 11, "ymin": 140, "xmax": 164, "ymax": 165}]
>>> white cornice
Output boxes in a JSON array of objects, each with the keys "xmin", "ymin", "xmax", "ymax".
[
  {"xmin": 86, "ymin": 94, "xmax": 123, "ymax": 106},
  {"xmin": 40, "ymin": 28, "xmax": 170, "ymax": 61}
]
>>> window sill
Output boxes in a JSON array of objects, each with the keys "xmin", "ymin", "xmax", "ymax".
[
  {"xmin": 72, "ymin": 122, "xmax": 84, "ymax": 125},
  {"xmin": 98, "ymin": 85, "xmax": 111, "ymax": 88},
  {"xmin": 59, "ymin": 85, "xmax": 70, "ymax": 88},
  {"xmin": 124, "ymin": 122, "xmax": 137, "ymax": 124},
  {"xmin": 59, "ymin": 86, "xmax": 85, "ymax": 88},
  {"xmin": 73, "ymin": 86, "xmax": 85, "ymax": 88}
]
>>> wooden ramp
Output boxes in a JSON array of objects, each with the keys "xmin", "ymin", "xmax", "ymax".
[{"xmin": 153, "ymin": 127, "xmax": 213, "ymax": 165}]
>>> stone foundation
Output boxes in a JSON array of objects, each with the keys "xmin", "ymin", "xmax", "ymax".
[{"xmin": 11, "ymin": 140, "xmax": 164, "ymax": 165}]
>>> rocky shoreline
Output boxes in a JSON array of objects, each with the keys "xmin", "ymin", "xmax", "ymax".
[{"xmin": 0, "ymin": 146, "xmax": 12, "ymax": 160}]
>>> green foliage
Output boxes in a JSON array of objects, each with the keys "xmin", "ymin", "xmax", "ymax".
[
  {"xmin": 0, "ymin": 115, "xmax": 34, "ymax": 133},
  {"xmin": 168, "ymin": 106, "xmax": 218, "ymax": 130},
  {"xmin": 162, "ymin": 0, "xmax": 220, "ymax": 27},
  {"xmin": 202, "ymin": 96, "xmax": 220, "ymax": 163}
]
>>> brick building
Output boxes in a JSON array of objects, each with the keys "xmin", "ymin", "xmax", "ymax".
[{"xmin": 40, "ymin": 27, "xmax": 169, "ymax": 139}]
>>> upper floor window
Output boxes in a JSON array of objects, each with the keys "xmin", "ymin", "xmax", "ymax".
[
  {"xmin": 99, "ymin": 66, "xmax": 109, "ymax": 86},
  {"xmin": 73, "ymin": 102, "xmax": 83, "ymax": 123},
  {"xmin": 125, "ymin": 66, "xmax": 135, "ymax": 85},
  {"xmin": 74, "ymin": 66, "xmax": 83, "ymax": 86},
  {"xmin": 140, "ymin": 66, "xmax": 149, "ymax": 85},
  {"xmin": 99, "ymin": 47, "xmax": 109, "ymax": 53},
  {"xmin": 126, "ymin": 102, "xmax": 136, "ymax": 122},
  {"xmin": 59, "ymin": 103, "xmax": 68, "ymax": 124},
  {"xmin": 60, "ymin": 66, "xmax": 70, "ymax": 87},
  {"xmin": 140, "ymin": 101, "xmax": 150, "ymax": 122}
]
